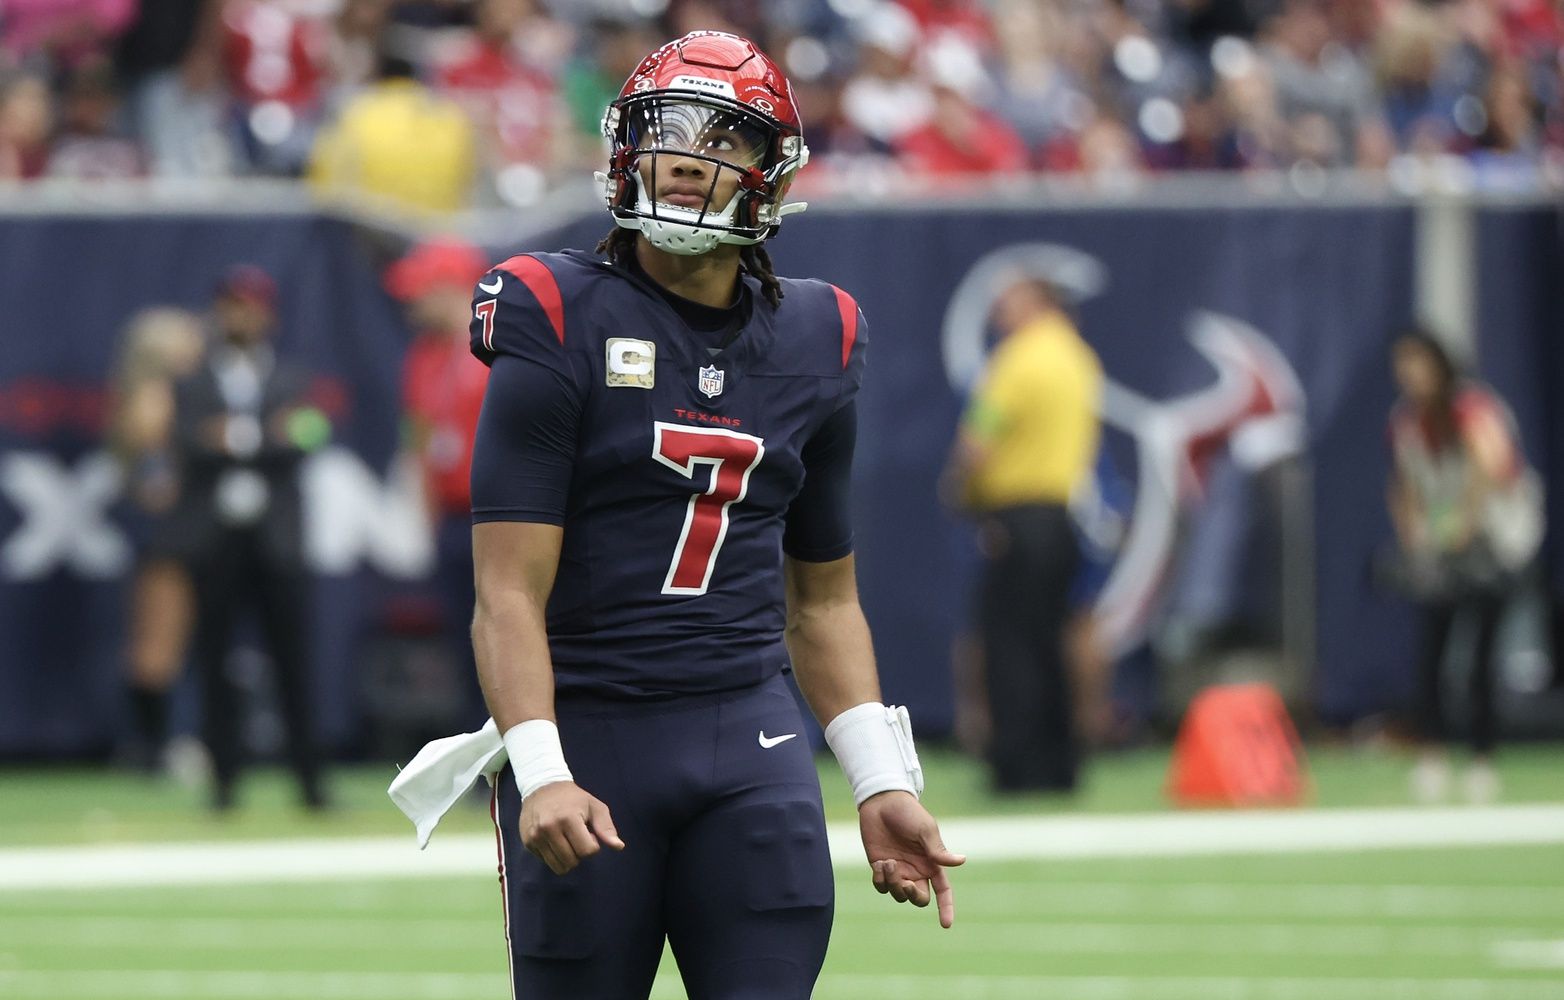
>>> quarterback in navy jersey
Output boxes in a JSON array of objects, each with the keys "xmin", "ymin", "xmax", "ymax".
[{"xmin": 464, "ymin": 31, "xmax": 963, "ymax": 999}]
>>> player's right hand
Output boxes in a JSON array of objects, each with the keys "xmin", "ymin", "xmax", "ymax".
[{"xmin": 519, "ymin": 781, "xmax": 625, "ymax": 874}]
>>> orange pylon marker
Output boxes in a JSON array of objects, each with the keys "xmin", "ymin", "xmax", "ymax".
[{"xmin": 1167, "ymin": 682, "xmax": 1310, "ymax": 807}]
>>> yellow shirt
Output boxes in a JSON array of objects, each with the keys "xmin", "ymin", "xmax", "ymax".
[
  {"xmin": 961, "ymin": 312, "xmax": 1102, "ymax": 509},
  {"xmin": 308, "ymin": 80, "xmax": 476, "ymax": 216}
]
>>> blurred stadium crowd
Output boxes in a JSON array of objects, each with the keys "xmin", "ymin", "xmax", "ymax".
[{"xmin": 1, "ymin": 0, "xmax": 1561, "ymax": 212}]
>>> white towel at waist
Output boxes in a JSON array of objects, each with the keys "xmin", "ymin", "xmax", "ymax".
[{"xmin": 387, "ymin": 718, "xmax": 506, "ymax": 849}]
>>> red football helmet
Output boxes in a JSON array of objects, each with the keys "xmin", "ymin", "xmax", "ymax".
[{"xmin": 600, "ymin": 31, "xmax": 810, "ymax": 255}]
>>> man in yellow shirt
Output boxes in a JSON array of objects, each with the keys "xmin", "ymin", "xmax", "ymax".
[{"xmin": 943, "ymin": 272, "xmax": 1103, "ymax": 791}]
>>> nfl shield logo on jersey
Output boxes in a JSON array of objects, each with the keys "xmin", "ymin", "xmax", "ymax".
[{"xmin": 698, "ymin": 365, "xmax": 725, "ymax": 398}]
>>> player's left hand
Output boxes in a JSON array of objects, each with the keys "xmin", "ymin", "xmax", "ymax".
[{"xmin": 857, "ymin": 790, "xmax": 966, "ymax": 928}]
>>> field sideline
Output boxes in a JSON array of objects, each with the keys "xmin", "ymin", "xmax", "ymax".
[{"xmin": 3, "ymin": 746, "xmax": 1562, "ymax": 999}]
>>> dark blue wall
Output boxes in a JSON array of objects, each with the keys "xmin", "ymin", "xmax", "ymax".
[{"xmin": 0, "ymin": 202, "xmax": 1558, "ymax": 757}]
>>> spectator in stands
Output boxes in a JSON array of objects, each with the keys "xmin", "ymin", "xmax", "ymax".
[
  {"xmin": 1216, "ymin": 44, "xmax": 1292, "ymax": 170},
  {"xmin": 1386, "ymin": 328, "xmax": 1542, "ymax": 805},
  {"xmin": 1372, "ymin": 0, "xmax": 1460, "ymax": 152},
  {"xmin": 0, "ymin": 0, "xmax": 1558, "ymax": 197},
  {"xmin": 1468, "ymin": 60, "xmax": 1546, "ymax": 189},
  {"xmin": 114, "ymin": 0, "xmax": 233, "ymax": 178},
  {"xmin": 170, "ymin": 264, "xmax": 331, "ymax": 811},
  {"xmin": 434, "ymin": 0, "xmax": 567, "ymax": 206},
  {"xmin": 1261, "ymin": 0, "xmax": 1395, "ymax": 168},
  {"xmin": 988, "ymin": 0, "xmax": 1091, "ymax": 167},
  {"xmin": 899, "ymin": 0, "xmax": 993, "ymax": 51},
  {"xmin": 221, "ymin": 0, "xmax": 330, "ymax": 174},
  {"xmin": 108, "ymin": 306, "xmax": 206, "ymax": 774},
  {"xmin": 0, "ymin": 72, "xmax": 54, "ymax": 179},
  {"xmin": 307, "ymin": 50, "xmax": 476, "ymax": 216},
  {"xmin": 323, "ymin": 0, "xmax": 393, "ymax": 112},
  {"xmin": 47, "ymin": 58, "xmax": 145, "ymax": 178},
  {"xmin": 895, "ymin": 36, "xmax": 1027, "ymax": 177},
  {"xmin": 1, "ymin": 0, "xmax": 138, "ymax": 71},
  {"xmin": 840, "ymin": 2, "xmax": 931, "ymax": 153},
  {"xmin": 385, "ymin": 237, "xmax": 490, "ymax": 728},
  {"xmin": 941, "ymin": 271, "xmax": 1103, "ymax": 793},
  {"xmin": 559, "ymin": 18, "xmax": 659, "ymax": 167},
  {"xmin": 1153, "ymin": 88, "xmax": 1245, "ymax": 171},
  {"xmin": 1076, "ymin": 114, "xmax": 1147, "ymax": 186}
]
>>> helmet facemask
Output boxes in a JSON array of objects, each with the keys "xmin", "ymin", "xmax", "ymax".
[{"xmin": 601, "ymin": 92, "xmax": 809, "ymax": 256}]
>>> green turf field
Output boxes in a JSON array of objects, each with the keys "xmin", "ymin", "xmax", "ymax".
[{"xmin": 3, "ymin": 746, "xmax": 1562, "ymax": 999}]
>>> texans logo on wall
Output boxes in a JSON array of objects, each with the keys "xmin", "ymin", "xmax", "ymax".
[{"xmin": 940, "ymin": 242, "xmax": 1307, "ymax": 659}]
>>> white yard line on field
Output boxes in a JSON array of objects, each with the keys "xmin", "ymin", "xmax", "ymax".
[
  {"xmin": 1, "ymin": 804, "xmax": 1561, "ymax": 892},
  {"xmin": 832, "ymin": 880, "xmax": 1564, "ymax": 919},
  {"xmin": 1491, "ymin": 939, "xmax": 1564, "ymax": 970},
  {"xmin": 1, "ymin": 913, "xmax": 1538, "ymax": 960}
]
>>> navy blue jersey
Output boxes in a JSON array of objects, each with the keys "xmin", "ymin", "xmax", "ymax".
[{"xmin": 468, "ymin": 249, "xmax": 867, "ymax": 699}]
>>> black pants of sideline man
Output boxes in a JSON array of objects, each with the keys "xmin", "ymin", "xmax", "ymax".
[
  {"xmin": 978, "ymin": 503, "xmax": 1081, "ymax": 792},
  {"xmin": 191, "ymin": 528, "xmax": 324, "ymax": 810}
]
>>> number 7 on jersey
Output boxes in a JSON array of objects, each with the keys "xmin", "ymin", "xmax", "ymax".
[{"xmin": 652, "ymin": 422, "xmax": 766, "ymax": 596}]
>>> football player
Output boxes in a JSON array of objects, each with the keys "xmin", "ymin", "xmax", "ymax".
[{"xmin": 468, "ymin": 31, "xmax": 963, "ymax": 998}]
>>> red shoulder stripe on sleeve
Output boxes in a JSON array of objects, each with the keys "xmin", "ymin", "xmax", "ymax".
[
  {"xmin": 497, "ymin": 254, "xmax": 565, "ymax": 345},
  {"xmin": 831, "ymin": 285, "xmax": 858, "ymax": 371}
]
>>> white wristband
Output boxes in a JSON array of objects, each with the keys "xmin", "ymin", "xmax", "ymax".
[
  {"xmin": 501, "ymin": 720, "xmax": 574, "ymax": 801},
  {"xmin": 824, "ymin": 702, "xmax": 924, "ymax": 807}
]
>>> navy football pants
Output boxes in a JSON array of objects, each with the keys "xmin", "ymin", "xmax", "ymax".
[{"xmin": 491, "ymin": 673, "xmax": 834, "ymax": 999}]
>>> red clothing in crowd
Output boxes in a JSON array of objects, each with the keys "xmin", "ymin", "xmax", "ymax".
[
  {"xmin": 897, "ymin": 0, "xmax": 994, "ymax": 49},
  {"xmin": 222, "ymin": 0, "xmax": 328, "ymax": 108},
  {"xmin": 436, "ymin": 40, "xmax": 558, "ymax": 167},
  {"xmin": 896, "ymin": 111, "xmax": 1028, "ymax": 176},
  {"xmin": 402, "ymin": 331, "xmax": 488, "ymax": 514}
]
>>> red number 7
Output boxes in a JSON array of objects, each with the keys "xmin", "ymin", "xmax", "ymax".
[{"xmin": 653, "ymin": 422, "xmax": 765, "ymax": 595}]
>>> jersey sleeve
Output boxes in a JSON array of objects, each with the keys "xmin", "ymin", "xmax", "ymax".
[
  {"xmin": 468, "ymin": 352, "xmax": 584, "ymax": 526},
  {"xmin": 469, "ymin": 254, "xmax": 570, "ymax": 373},
  {"xmin": 783, "ymin": 400, "xmax": 858, "ymax": 563},
  {"xmin": 831, "ymin": 284, "xmax": 868, "ymax": 404}
]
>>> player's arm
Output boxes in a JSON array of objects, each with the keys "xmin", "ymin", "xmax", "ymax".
[
  {"xmin": 468, "ymin": 274, "xmax": 623, "ymax": 875},
  {"xmin": 471, "ymin": 519, "xmax": 621, "ymax": 874},
  {"xmin": 784, "ymin": 554, "xmax": 879, "ymax": 718},
  {"xmin": 782, "ymin": 401, "xmax": 966, "ymax": 927}
]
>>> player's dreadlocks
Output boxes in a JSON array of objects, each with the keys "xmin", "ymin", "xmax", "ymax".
[{"xmin": 596, "ymin": 228, "xmax": 784, "ymax": 309}]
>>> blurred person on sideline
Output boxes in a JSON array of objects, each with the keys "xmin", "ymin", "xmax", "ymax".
[
  {"xmin": 950, "ymin": 444, "xmax": 1127, "ymax": 761},
  {"xmin": 169, "ymin": 265, "xmax": 332, "ymax": 812},
  {"xmin": 388, "ymin": 32, "xmax": 962, "ymax": 997},
  {"xmin": 942, "ymin": 272, "xmax": 1103, "ymax": 793},
  {"xmin": 385, "ymin": 237, "xmax": 491, "ymax": 728},
  {"xmin": 308, "ymin": 49, "xmax": 476, "ymax": 215},
  {"xmin": 107, "ymin": 306, "xmax": 207, "ymax": 773},
  {"xmin": 1386, "ymin": 328, "xmax": 1543, "ymax": 805}
]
